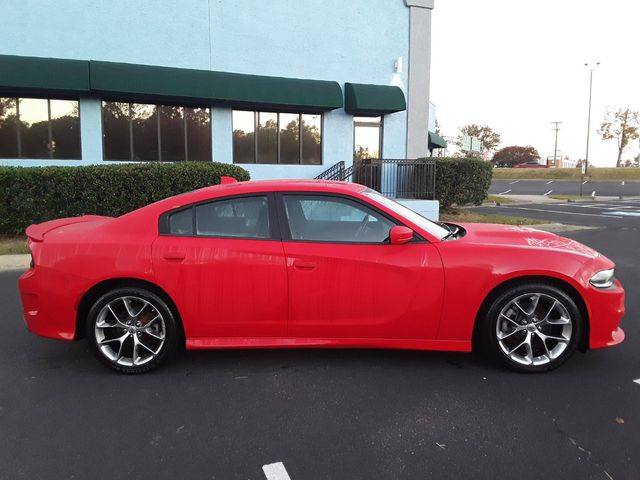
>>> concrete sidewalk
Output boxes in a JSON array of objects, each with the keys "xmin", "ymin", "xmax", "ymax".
[{"xmin": 0, "ymin": 254, "xmax": 30, "ymax": 271}]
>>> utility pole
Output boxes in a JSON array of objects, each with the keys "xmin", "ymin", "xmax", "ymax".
[
  {"xmin": 551, "ymin": 121, "xmax": 562, "ymax": 167},
  {"xmin": 584, "ymin": 62, "xmax": 600, "ymax": 176}
]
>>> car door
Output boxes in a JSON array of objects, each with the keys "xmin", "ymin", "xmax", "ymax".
[
  {"xmin": 278, "ymin": 193, "xmax": 444, "ymax": 339},
  {"xmin": 152, "ymin": 193, "xmax": 288, "ymax": 339}
]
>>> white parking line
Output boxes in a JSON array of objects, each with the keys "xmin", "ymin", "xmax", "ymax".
[
  {"xmin": 263, "ymin": 462, "xmax": 292, "ymax": 480},
  {"xmin": 509, "ymin": 180, "xmax": 520, "ymax": 185},
  {"xmin": 582, "ymin": 180, "xmax": 588, "ymax": 184},
  {"xmin": 502, "ymin": 206, "xmax": 623, "ymax": 219},
  {"xmin": 543, "ymin": 190, "xmax": 553, "ymax": 196},
  {"xmin": 545, "ymin": 180, "xmax": 554, "ymax": 185},
  {"xmin": 621, "ymin": 181, "xmax": 625, "ymax": 186},
  {"xmin": 498, "ymin": 189, "xmax": 512, "ymax": 195},
  {"xmin": 633, "ymin": 379, "xmax": 640, "ymax": 385}
]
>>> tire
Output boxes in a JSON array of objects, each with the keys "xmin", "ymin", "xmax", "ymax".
[
  {"xmin": 480, "ymin": 283, "xmax": 582, "ymax": 373},
  {"xmin": 86, "ymin": 287, "xmax": 180, "ymax": 374}
]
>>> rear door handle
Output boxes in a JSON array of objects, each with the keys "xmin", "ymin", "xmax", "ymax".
[
  {"xmin": 293, "ymin": 260, "xmax": 316, "ymax": 270},
  {"xmin": 163, "ymin": 251, "xmax": 186, "ymax": 261}
]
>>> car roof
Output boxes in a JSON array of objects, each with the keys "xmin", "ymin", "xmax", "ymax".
[{"xmin": 142, "ymin": 179, "xmax": 368, "ymax": 214}]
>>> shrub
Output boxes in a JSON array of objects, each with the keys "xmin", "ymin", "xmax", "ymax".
[
  {"xmin": 435, "ymin": 157, "xmax": 493, "ymax": 209},
  {"xmin": 0, "ymin": 162, "xmax": 250, "ymax": 234}
]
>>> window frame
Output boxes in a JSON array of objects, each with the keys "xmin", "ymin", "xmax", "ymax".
[
  {"xmin": 0, "ymin": 95, "xmax": 81, "ymax": 160},
  {"xmin": 101, "ymin": 100, "xmax": 212, "ymax": 162},
  {"xmin": 274, "ymin": 192, "xmax": 426, "ymax": 245},
  {"xmin": 232, "ymin": 109, "xmax": 323, "ymax": 165},
  {"xmin": 158, "ymin": 193, "xmax": 281, "ymax": 241}
]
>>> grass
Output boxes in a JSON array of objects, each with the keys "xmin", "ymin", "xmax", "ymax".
[
  {"xmin": 485, "ymin": 194, "xmax": 513, "ymax": 204},
  {"xmin": 492, "ymin": 167, "xmax": 640, "ymax": 181},
  {"xmin": 0, "ymin": 235, "xmax": 29, "ymax": 255},
  {"xmin": 440, "ymin": 209, "xmax": 547, "ymax": 226}
]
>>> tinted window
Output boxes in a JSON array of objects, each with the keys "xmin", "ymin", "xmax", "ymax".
[
  {"xmin": 283, "ymin": 195, "xmax": 395, "ymax": 243},
  {"xmin": 196, "ymin": 196, "xmax": 270, "ymax": 239},
  {"xmin": 0, "ymin": 97, "xmax": 80, "ymax": 159},
  {"xmin": 169, "ymin": 208, "xmax": 193, "ymax": 235},
  {"xmin": 102, "ymin": 102, "xmax": 211, "ymax": 161}
]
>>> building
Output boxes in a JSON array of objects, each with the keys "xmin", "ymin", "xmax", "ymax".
[{"xmin": 0, "ymin": 0, "xmax": 439, "ymax": 204}]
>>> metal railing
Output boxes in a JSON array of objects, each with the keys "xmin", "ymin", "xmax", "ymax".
[{"xmin": 315, "ymin": 158, "xmax": 435, "ymax": 200}]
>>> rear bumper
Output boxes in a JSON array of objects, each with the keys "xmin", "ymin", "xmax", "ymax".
[
  {"xmin": 587, "ymin": 279, "xmax": 625, "ymax": 349},
  {"xmin": 18, "ymin": 267, "xmax": 77, "ymax": 341}
]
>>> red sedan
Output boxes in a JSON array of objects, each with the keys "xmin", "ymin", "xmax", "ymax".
[{"xmin": 18, "ymin": 179, "xmax": 625, "ymax": 374}]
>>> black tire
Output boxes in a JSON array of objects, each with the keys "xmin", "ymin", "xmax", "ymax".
[
  {"xmin": 480, "ymin": 283, "xmax": 582, "ymax": 373},
  {"xmin": 86, "ymin": 287, "xmax": 180, "ymax": 374}
]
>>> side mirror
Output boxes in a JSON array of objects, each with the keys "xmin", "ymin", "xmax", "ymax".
[{"xmin": 389, "ymin": 225, "xmax": 414, "ymax": 245}]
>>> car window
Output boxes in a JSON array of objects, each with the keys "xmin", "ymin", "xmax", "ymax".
[
  {"xmin": 195, "ymin": 196, "xmax": 270, "ymax": 239},
  {"xmin": 283, "ymin": 195, "xmax": 395, "ymax": 243},
  {"xmin": 168, "ymin": 208, "xmax": 193, "ymax": 235}
]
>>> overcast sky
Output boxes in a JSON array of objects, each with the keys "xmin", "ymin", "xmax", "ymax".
[{"xmin": 430, "ymin": 0, "xmax": 640, "ymax": 166}]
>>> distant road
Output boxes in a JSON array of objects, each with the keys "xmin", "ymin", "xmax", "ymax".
[{"xmin": 490, "ymin": 179, "xmax": 640, "ymax": 197}]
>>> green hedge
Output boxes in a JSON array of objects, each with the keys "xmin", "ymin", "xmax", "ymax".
[
  {"xmin": 435, "ymin": 157, "xmax": 493, "ymax": 209},
  {"xmin": 0, "ymin": 162, "xmax": 250, "ymax": 234}
]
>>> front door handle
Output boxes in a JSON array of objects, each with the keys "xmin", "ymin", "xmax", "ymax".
[
  {"xmin": 163, "ymin": 251, "xmax": 186, "ymax": 261},
  {"xmin": 293, "ymin": 260, "xmax": 316, "ymax": 270}
]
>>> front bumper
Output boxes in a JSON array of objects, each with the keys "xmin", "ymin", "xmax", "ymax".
[{"xmin": 587, "ymin": 278, "xmax": 625, "ymax": 349}]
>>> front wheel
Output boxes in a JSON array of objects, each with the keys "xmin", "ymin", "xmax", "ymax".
[
  {"xmin": 482, "ymin": 283, "xmax": 582, "ymax": 372},
  {"xmin": 86, "ymin": 287, "xmax": 180, "ymax": 374}
]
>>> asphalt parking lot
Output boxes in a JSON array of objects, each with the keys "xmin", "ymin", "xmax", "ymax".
[
  {"xmin": 1, "ymin": 214, "xmax": 638, "ymax": 479},
  {"xmin": 490, "ymin": 179, "xmax": 640, "ymax": 197}
]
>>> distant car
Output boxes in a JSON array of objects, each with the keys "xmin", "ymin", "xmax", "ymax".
[
  {"xmin": 513, "ymin": 162, "xmax": 548, "ymax": 168},
  {"xmin": 18, "ymin": 179, "xmax": 625, "ymax": 374}
]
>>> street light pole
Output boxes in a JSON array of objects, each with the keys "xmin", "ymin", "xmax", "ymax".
[{"xmin": 584, "ymin": 62, "xmax": 600, "ymax": 177}]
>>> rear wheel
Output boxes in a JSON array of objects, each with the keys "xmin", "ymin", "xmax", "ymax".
[
  {"xmin": 86, "ymin": 287, "xmax": 179, "ymax": 374},
  {"xmin": 482, "ymin": 283, "xmax": 582, "ymax": 372}
]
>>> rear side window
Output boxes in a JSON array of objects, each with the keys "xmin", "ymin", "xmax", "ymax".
[
  {"xmin": 168, "ymin": 208, "xmax": 193, "ymax": 235},
  {"xmin": 195, "ymin": 196, "xmax": 270, "ymax": 239}
]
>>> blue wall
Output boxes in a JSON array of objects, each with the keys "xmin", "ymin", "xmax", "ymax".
[{"xmin": 0, "ymin": 0, "xmax": 410, "ymax": 178}]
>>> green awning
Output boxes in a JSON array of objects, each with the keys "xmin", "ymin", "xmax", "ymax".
[
  {"xmin": 344, "ymin": 82, "xmax": 406, "ymax": 116},
  {"xmin": 428, "ymin": 131, "xmax": 447, "ymax": 149},
  {"xmin": 0, "ymin": 54, "xmax": 90, "ymax": 95},
  {"xmin": 89, "ymin": 60, "xmax": 343, "ymax": 111}
]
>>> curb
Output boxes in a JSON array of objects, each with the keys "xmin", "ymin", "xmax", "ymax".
[{"xmin": 0, "ymin": 254, "xmax": 30, "ymax": 271}]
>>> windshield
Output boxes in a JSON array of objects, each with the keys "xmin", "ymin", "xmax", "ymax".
[{"xmin": 361, "ymin": 189, "xmax": 449, "ymax": 240}]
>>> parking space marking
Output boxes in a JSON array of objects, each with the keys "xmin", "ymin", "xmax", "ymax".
[
  {"xmin": 263, "ymin": 462, "xmax": 292, "ymax": 480},
  {"xmin": 509, "ymin": 180, "xmax": 520, "ymax": 185},
  {"xmin": 546, "ymin": 180, "xmax": 554, "ymax": 185},
  {"xmin": 501, "ymin": 206, "xmax": 623, "ymax": 218},
  {"xmin": 498, "ymin": 189, "xmax": 512, "ymax": 195},
  {"xmin": 543, "ymin": 190, "xmax": 553, "ymax": 196},
  {"xmin": 607, "ymin": 211, "xmax": 640, "ymax": 216},
  {"xmin": 582, "ymin": 180, "xmax": 588, "ymax": 184},
  {"xmin": 634, "ymin": 379, "xmax": 640, "ymax": 385}
]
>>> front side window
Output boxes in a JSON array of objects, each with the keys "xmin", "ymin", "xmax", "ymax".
[
  {"xmin": 232, "ymin": 110, "xmax": 321, "ymax": 165},
  {"xmin": 102, "ymin": 102, "xmax": 211, "ymax": 162},
  {"xmin": 195, "ymin": 196, "xmax": 270, "ymax": 239},
  {"xmin": 0, "ymin": 96, "xmax": 80, "ymax": 159},
  {"xmin": 283, "ymin": 195, "xmax": 395, "ymax": 243}
]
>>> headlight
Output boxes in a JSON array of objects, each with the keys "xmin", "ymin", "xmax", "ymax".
[{"xmin": 590, "ymin": 268, "xmax": 615, "ymax": 288}]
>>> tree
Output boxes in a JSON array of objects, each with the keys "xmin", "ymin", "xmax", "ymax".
[
  {"xmin": 598, "ymin": 107, "xmax": 640, "ymax": 167},
  {"xmin": 492, "ymin": 145, "xmax": 540, "ymax": 167},
  {"xmin": 458, "ymin": 124, "xmax": 501, "ymax": 156}
]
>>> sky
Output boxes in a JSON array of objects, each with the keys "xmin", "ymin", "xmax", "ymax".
[{"xmin": 430, "ymin": 0, "xmax": 640, "ymax": 166}]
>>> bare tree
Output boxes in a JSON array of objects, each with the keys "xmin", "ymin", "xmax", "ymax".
[{"xmin": 598, "ymin": 107, "xmax": 640, "ymax": 167}]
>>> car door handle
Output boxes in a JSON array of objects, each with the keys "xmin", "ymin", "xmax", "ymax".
[
  {"xmin": 163, "ymin": 251, "xmax": 186, "ymax": 261},
  {"xmin": 293, "ymin": 260, "xmax": 316, "ymax": 270}
]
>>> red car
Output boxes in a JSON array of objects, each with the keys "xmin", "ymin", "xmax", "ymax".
[{"xmin": 18, "ymin": 179, "xmax": 624, "ymax": 374}]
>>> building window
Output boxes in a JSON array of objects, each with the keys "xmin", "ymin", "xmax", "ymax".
[
  {"xmin": 102, "ymin": 102, "xmax": 211, "ymax": 161},
  {"xmin": 354, "ymin": 116, "xmax": 383, "ymax": 160},
  {"xmin": 232, "ymin": 110, "xmax": 322, "ymax": 165},
  {"xmin": 0, "ymin": 97, "xmax": 80, "ymax": 159}
]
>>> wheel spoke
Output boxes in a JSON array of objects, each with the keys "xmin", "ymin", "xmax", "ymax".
[
  {"xmin": 512, "ymin": 300, "xmax": 529, "ymax": 317},
  {"xmin": 122, "ymin": 297, "xmax": 138, "ymax": 318},
  {"xmin": 529, "ymin": 294, "xmax": 541, "ymax": 315},
  {"xmin": 524, "ymin": 334, "xmax": 534, "ymax": 364},
  {"xmin": 536, "ymin": 331, "xmax": 552, "ymax": 359},
  {"xmin": 143, "ymin": 328, "xmax": 164, "ymax": 340},
  {"xmin": 137, "ymin": 336, "xmax": 159, "ymax": 355},
  {"xmin": 538, "ymin": 331, "xmax": 568, "ymax": 343},
  {"xmin": 500, "ymin": 313, "xmax": 521, "ymax": 328},
  {"xmin": 132, "ymin": 335, "xmax": 139, "ymax": 365},
  {"xmin": 497, "ymin": 329, "xmax": 520, "ymax": 340},
  {"xmin": 507, "ymin": 333, "xmax": 530, "ymax": 355},
  {"xmin": 540, "ymin": 300, "xmax": 557, "ymax": 323},
  {"xmin": 546, "ymin": 315, "xmax": 570, "ymax": 325},
  {"xmin": 99, "ymin": 331, "xmax": 128, "ymax": 346},
  {"xmin": 133, "ymin": 300, "xmax": 150, "ymax": 318}
]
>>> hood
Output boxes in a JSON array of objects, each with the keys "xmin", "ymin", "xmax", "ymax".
[{"xmin": 452, "ymin": 223, "xmax": 600, "ymax": 259}]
